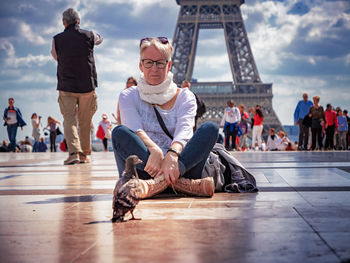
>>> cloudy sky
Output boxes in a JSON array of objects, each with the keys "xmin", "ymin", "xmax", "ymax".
[{"xmin": 0, "ymin": 0, "xmax": 349, "ymax": 142}]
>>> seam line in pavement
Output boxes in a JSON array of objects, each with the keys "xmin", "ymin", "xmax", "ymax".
[
  {"xmin": 70, "ymin": 240, "xmax": 99, "ymax": 263},
  {"xmin": 293, "ymin": 207, "xmax": 342, "ymax": 261}
]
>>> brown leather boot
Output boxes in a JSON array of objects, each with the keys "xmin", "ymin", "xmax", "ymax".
[
  {"xmin": 174, "ymin": 176, "xmax": 215, "ymax": 197},
  {"xmin": 63, "ymin": 152, "xmax": 80, "ymax": 165},
  {"xmin": 137, "ymin": 174, "xmax": 169, "ymax": 199}
]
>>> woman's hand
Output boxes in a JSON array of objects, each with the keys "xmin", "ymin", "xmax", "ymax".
[
  {"xmin": 156, "ymin": 152, "xmax": 180, "ymax": 185},
  {"xmin": 144, "ymin": 146, "xmax": 164, "ymax": 177},
  {"xmin": 136, "ymin": 130, "xmax": 164, "ymax": 177}
]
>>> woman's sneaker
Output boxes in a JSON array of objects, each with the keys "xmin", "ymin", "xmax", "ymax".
[{"xmin": 64, "ymin": 152, "xmax": 80, "ymax": 165}]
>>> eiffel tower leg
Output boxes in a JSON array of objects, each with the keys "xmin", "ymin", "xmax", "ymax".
[
  {"xmin": 172, "ymin": 22, "xmax": 199, "ymax": 85},
  {"xmin": 223, "ymin": 5, "xmax": 261, "ymax": 84}
]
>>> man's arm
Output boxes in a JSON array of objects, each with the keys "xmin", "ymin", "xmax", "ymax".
[
  {"xmin": 3, "ymin": 109, "xmax": 9, "ymax": 122},
  {"xmin": 294, "ymin": 102, "xmax": 300, "ymax": 125},
  {"xmin": 335, "ymin": 113, "xmax": 339, "ymax": 129},
  {"xmin": 220, "ymin": 109, "xmax": 226, "ymax": 127},
  {"xmin": 51, "ymin": 39, "xmax": 57, "ymax": 61},
  {"xmin": 237, "ymin": 107, "xmax": 241, "ymax": 123},
  {"xmin": 93, "ymin": 32, "xmax": 103, "ymax": 45}
]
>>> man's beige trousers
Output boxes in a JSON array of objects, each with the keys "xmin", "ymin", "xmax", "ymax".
[{"xmin": 58, "ymin": 90, "xmax": 97, "ymax": 155}]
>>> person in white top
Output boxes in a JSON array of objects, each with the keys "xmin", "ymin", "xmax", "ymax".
[
  {"xmin": 112, "ymin": 37, "xmax": 219, "ymax": 198},
  {"xmin": 220, "ymin": 99, "xmax": 241, "ymax": 150},
  {"xmin": 3, "ymin": 98, "xmax": 26, "ymax": 152},
  {"xmin": 266, "ymin": 128, "xmax": 279, "ymax": 151},
  {"xmin": 277, "ymin": 131, "xmax": 290, "ymax": 150},
  {"xmin": 31, "ymin": 113, "xmax": 41, "ymax": 152}
]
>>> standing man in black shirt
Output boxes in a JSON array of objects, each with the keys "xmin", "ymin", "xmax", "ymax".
[{"xmin": 51, "ymin": 8, "xmax": 103, "ymax": 165}]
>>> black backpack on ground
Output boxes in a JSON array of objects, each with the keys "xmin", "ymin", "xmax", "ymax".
[
  {"xmin": 202, "ymin": 143, "xmax": 259, "ymax": 193},
  {"xmin": 193, "ymin": 92, "xmax": 206, "ymax": 119}
]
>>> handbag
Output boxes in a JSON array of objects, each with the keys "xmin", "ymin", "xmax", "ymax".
[
  {"xmin": 152, "ymin": 105, "xmax": 173, "ymax": 140},
  {"xmin": 302, "ymin": 115, "xmax": 312, "ymax": 128},
  {"xmin": 56, "ymin": 127, "xmax": 62, "ymax": 136},
  {"xmin": 96, "ymin": 125, "xmax": 105, "ymax": 140},
  {"xmin": 312, "ymin": 119, "xmax": 322, "ymax": 129}
]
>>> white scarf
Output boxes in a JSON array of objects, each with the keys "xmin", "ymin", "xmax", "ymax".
[{"xmin": 137, "ymin": 72, "xmax": 178, "ymax": 105}]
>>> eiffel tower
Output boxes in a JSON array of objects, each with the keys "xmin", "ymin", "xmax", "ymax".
[{"xmin": 171, "ymin": 0, "xmax": 284, "ymax": 135}]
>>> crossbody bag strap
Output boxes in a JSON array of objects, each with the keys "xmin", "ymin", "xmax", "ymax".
[{"xmin": 152, "ymin": 105, "xmax": 174, "ymax": 140}]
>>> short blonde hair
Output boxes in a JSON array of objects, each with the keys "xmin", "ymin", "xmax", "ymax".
[
  {"xmin": 313, "ymin": 95, "xmax": 320, "ymax": 101},
  {"xmin": 140, "ymin": 38, "xmax": 173, "ymax": 61}
]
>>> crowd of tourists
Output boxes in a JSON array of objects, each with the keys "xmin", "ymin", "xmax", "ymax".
[
  {"xmin": 293, "ymin": 93, "xmax": 349, "ymax": 151},
  {"xmin": 219, "ymin": 93, "xmax": 349, "ymax": 152},
  {"xmin": 220, "ymin": 99, "xmax": 295, "ymax": 152},
  {"xmin": 1, "ymin": 98, "xmax": 63, "ymax": 153}
]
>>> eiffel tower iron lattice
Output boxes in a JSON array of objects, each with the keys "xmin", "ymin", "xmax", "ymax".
[{"xmin": 171, "ymin": 0, "xmax": 284, "ymax": 136}]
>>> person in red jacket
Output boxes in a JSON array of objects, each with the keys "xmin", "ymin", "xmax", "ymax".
[{"xmin": 324, "ymin": 104, "xmax": 338, "ymax": 150}]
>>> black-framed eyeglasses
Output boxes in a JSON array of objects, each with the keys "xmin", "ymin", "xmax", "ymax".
[
  {"xmin": 140, "ymin": 37, "xmax": 169, "ymax": 47},
  {"xmin": 141, "ymin": 59, "xmax": 168, "ymax": 69}
]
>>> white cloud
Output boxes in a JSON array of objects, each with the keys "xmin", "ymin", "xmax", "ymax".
[
  {"xmin": 17, "ymin": 73, "xmax": 56, "ymax": 84},
  {"xmin": 308, "ymin": 57, "xmax": 316, "ymax": 65},
  {"xmin": 42, "ymin": 18, "xmax": 65, "ymax": 36},
  {"xmin": 195, "ymin": 54, "xmax": 231, "ymax": 71},
  {"xmin": 264, "ymin": 74, "xmax": 328, "ymax": 97},
  {"xmin": 242, "ymin": 0, "xmax": 350, "ymax": 70},
  {"xmin": 1, "ymin": 87, "xmax": 56, "ymax": 101},
  {"xmin": 1, "ymin": 35, "xmax": 51, "ymax": 68},
  {"xmin": 0, "ymin": 39, "xmax": 15, "ymax": 57},
  {"xmin": 0, "ymin": 69, "xmax": 21, "ymax": 78},
  {"xmin": 85, "ymin": 0, "xmax": 177, "ymax": 16},
  {"xmin": 19, "ymin": 22, "xmax": 47, "ymax": 45},
  {"xmin": 242, "ymin": 1, "xmax": 298, "ymax": 70},
  {"xmin": 97, "ymin": 54, "xmax": 139, "ymax": 76},
  {"xmin": 99, "ymin": 80, "xmax": 125, "ymax": 93},
  {"xmin": 5, "ymin": 54, "xmax": 52, "ymax": 68},
  {"xmin": 345, "ymin": 53, "xmax": 350, "ymax": 65},
  {"xmin": 95, "ymin": 39, "xmax": 140, "ymax": 77}
]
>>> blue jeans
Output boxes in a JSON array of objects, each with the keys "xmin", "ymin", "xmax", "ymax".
[
  {"xmin": 7, "ymin": 124, "xmax": 18, "ymax": 152},
  {"xmin": 112, "ymin": 122, "xmax": 219, "ymax": 180},
  {"xmin": 32, "ymin": 141, "xmax": 38, "ymax": 152}
]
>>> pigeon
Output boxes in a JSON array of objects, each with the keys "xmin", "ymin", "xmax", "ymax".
[{"xmin": 112, "ymin": 155, "xmax": 143, "ymax": 222}]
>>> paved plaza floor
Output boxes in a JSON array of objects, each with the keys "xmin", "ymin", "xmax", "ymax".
[{"xmin": 0, "ymin": 151, "xmax": 350, "ymax": 263}]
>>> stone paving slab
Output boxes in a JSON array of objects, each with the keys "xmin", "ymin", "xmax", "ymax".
[{"xmin": 0, "ymin": 152, "xmax": 350, "ymax": 263}]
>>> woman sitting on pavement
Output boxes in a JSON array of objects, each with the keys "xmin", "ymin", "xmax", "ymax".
[
  {"xmin": 266, "ymin": 128, "xmax": 279, "ymax": 151},
  {"xmin": 112, "ymin": 37, "xmax": 219, "ymax": 198},
  {"xmin": 277, "ymin": 131, "xmax": 290, "ymax": 151}
]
